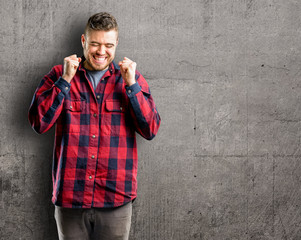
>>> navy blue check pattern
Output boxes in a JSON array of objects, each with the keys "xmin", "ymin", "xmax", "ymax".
[{"xmin": 29, "ymin": 59, "xmax": 161, "ymax": 208}]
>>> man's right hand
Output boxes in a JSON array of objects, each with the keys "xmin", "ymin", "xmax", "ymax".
[{"xmin": 62, "ymin": 54, "xmax": 82, "ymax": 83}]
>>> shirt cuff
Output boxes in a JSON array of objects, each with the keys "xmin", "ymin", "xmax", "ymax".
[
  {"xmin": 125, "ymin": 82, "xmax": 141, "ymax": 97},
  {"xmin": 54, "ymin": 77, "xmax": 71, "ymax": 95}
]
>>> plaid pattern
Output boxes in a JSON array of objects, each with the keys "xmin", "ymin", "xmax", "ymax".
[{"xmin": 28, "ymin": 59, "xmax": 161, "ymax": 208}]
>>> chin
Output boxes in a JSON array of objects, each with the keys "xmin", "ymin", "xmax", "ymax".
[{"xmin": 95, "ymin": 65, "xmax": 108, "ymax": 71}]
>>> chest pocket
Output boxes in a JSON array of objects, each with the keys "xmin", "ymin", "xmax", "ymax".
[
  {"xmin": 63, "ymin": 99, "xmax": 86, "ymax": 133},
  {"xmin": 66, "ymin": 100, "xmax": 83, "ymax": 112},
  {"xmin": 105, "ymin": 99, "xmax": 126, "ymax": 112},
  {"xmin": 103, "ymin": 99, "xmax": 127, "ymax": 136}
]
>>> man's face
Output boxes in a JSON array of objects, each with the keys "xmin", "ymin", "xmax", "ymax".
[{"xmin": 81, "ymin": 29, "xmax": 118, "ymax": 71}]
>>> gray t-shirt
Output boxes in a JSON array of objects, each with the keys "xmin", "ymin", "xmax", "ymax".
[{"xmin": 86, "ymin": 69, "xmax": 108, "ymax": 91}]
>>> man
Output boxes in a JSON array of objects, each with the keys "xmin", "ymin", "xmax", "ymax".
[{"xmin": 28, "ymin": 12, "xmax": 160, "ymax": 240}]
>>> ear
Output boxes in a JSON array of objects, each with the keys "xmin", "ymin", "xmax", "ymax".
[{"xmin": 81, "ymin": 34, "xmax": 86, "ymax": 48}]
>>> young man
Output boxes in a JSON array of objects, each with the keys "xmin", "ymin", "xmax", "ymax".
[{"xmin": 28, "ymin": 12, "xmax": 160, "ymax": 240}]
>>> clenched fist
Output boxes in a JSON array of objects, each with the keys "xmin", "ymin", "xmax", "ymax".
[
  {"xmin": 118, "ymin": 57, "xmax": 136, "ymax": 86},
  {"xmin": 62, "ymin": 54, "xmax": 82, "ymax": 83}
]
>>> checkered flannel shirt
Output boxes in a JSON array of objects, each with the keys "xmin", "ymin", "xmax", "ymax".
[{"xmin": 28, "ymin": 60, "xmax": 161, "ymax": 208}]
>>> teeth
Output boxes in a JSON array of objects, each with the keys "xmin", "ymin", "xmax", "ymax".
[{"xmin": 95, "ymin": 57, "xmax": 105, "ymax": 61}]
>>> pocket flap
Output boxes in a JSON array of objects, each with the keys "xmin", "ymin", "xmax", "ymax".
[
  {"xmin": 66, "ymin": 100, "xmax": 83, "ymax": 112},
  {"xmin": 105, "ymin": 100, "xmax": 125, "ymax": 112}
]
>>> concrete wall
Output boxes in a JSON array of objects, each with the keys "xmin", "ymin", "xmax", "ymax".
[{"xmin": 1, "ymin": 0, "xmax": 301, "ymax": 239}]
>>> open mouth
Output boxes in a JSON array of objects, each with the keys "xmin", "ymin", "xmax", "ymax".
[{"xmin": 93, "ymin": 55, "xmax": 107, "ymax": 64}]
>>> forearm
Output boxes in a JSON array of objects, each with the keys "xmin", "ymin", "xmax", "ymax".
[
  {"xmin": 126, "ymin": 81, "xmax": 161, "ymax": 140},
  {"xmin": 28, "ymin": 76, "xmax": 70, "ymax": 134}
]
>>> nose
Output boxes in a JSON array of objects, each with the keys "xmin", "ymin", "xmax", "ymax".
[{"xmin": 97, "ymin": 45, "xmax": 106, "ymax": 55}]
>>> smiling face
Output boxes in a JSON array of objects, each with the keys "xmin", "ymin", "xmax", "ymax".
[{"xmin": 81, "ymin": 29, "xmax": 118, "ymax": 71}]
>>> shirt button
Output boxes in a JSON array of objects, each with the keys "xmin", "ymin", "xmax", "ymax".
[
  {"xmin": 97, "ymin": 95, "xmax": 100, "ymax": 99},
  {"xmin": 128, "ymin": 89, "xmax": 132, "ymax": 94},
  {"xmin": 89, "ymin": 176, "xmax": 92, "ymax": 180},
  {"xmin": 120, "ymin": 107, "xmax": 123, "ymax": 111},
  {"xmin": 91, "ymin": 155, "xmax": 95, "ymax": 159},
  {"xmin": 93, "ymin": 113, "xmax": 97, "ymax": 117},
  {"xmin": 92, "ymin": 135, "xmax": 96, "ymax": 139},
  {"xmin": 70, "ymin": 106, "xmax": 73, "ymax": 109},
  {"xmin": 65, "ymin": 87, "xmax": 69, "ymax": 90}
]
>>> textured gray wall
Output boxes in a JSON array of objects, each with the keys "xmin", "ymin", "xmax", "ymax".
[{"xmin": 1, "ymin": 0, "xmax": 301, "ymax": 239}]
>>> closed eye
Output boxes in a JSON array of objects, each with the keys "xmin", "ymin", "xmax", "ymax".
[{"xmin": 90, "ymin": 43, "xmax": 99, "ymax": 47}]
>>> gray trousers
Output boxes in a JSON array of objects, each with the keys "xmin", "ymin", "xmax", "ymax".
[{"xmin": 54, "ymin": 202, "xmax": 132, "ymax": 240}]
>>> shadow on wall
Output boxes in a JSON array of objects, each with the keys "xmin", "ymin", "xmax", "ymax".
[
  {"xmin": 19, "ymin": 21, "xmax": 86, "ymax": 240},
  {"xmin": 23, "ymin": 19, "xmax": 85, "ymax": 129},
  {"xmin": 61, "ymin": 22, "xmax": 85, "ymax": 58}
]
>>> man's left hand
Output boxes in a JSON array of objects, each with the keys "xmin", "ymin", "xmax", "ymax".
[{"xmin": 118, "ymin": 57, "xmax": 136, "ymax": 86}]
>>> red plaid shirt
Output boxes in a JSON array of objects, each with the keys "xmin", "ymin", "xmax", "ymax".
[{"xmin": 28, "ymin": 59, "xmax": 161, "ymax": 208}]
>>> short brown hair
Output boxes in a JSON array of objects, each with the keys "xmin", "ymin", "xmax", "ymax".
[{"xmin": 84, "ymin": 12, "xmax": 118, "ymax": 36}]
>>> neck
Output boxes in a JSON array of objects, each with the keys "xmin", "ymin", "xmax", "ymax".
[{"xmin": 83, "ymin": 60, "xmax": 109, "ymax": 72}]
